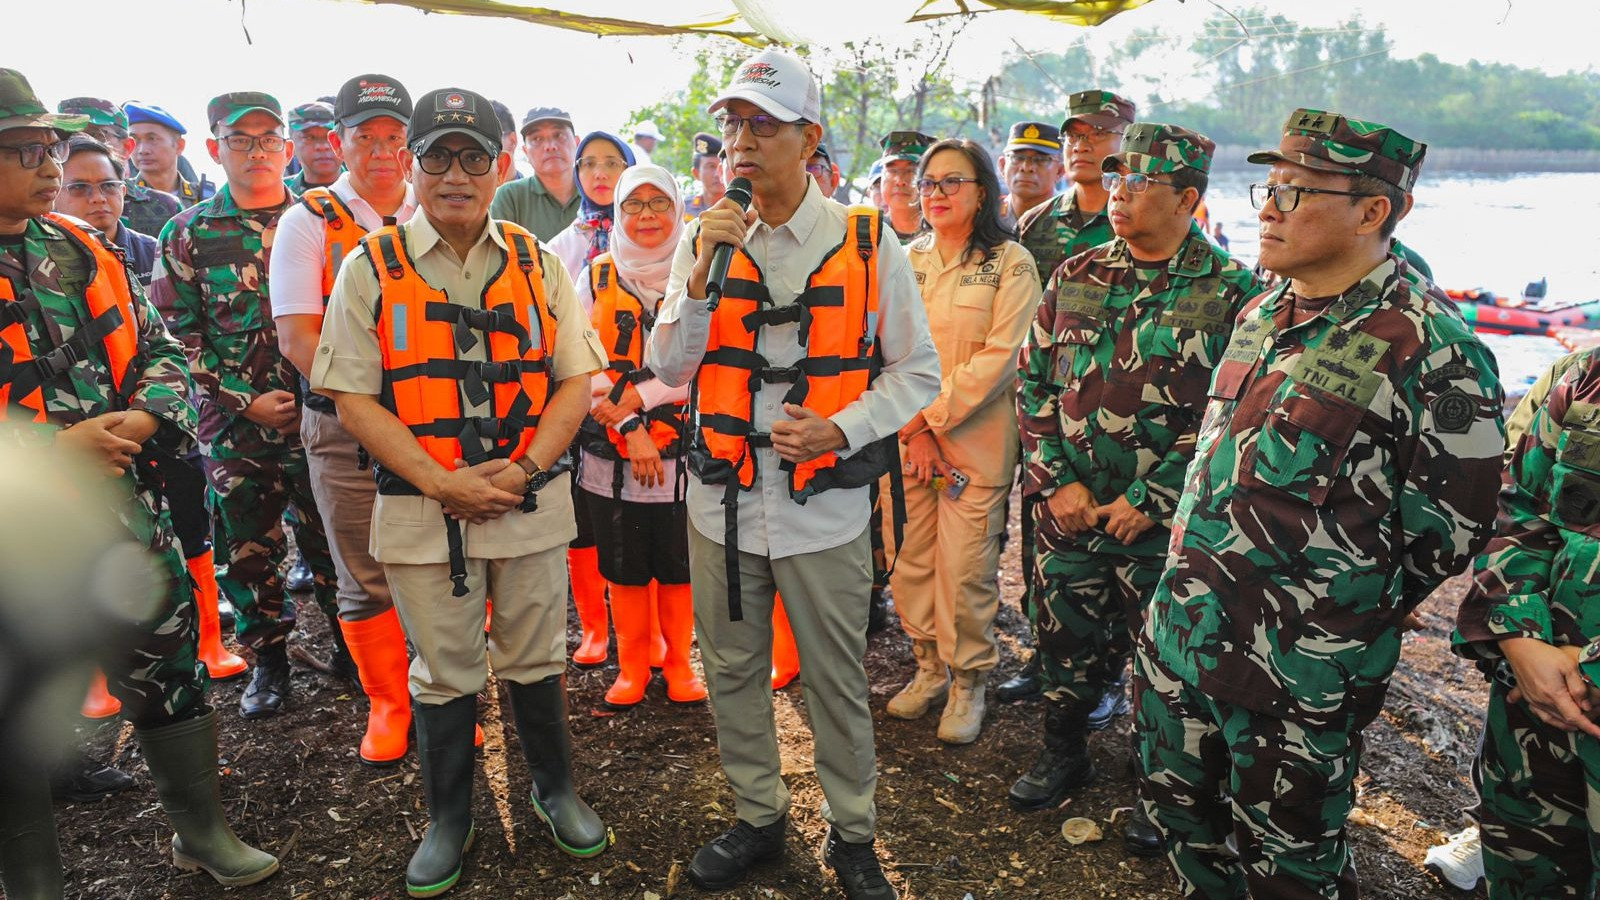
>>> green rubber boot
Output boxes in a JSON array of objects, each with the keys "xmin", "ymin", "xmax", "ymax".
[
  {"xmin": 406, "ymin": 695, "xmax": 477, "ymax": 897},
  {"xmin": 135, "ymin": 708, "xmax": 280, "ymax": 887},
  {"xmin": 505, "ymin": 675, "xmax": 609, "ymax": 857}
]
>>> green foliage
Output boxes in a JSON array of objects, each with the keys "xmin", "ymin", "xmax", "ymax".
[{"xmin": 623, "ymin": 43, "xmax": 746, "ymax": 179}]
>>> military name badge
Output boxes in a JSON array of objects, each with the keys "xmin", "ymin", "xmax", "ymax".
[
  {"xmin": 1558, "ymin": 425, "xmax": 1600, "ymax": 472},
  {"xmin": 1159, "ymin": 280, "xmax": 1229, "ymax": 334},
  {"xmin": 1054, "ymin": 283, "xmax": 1108, "ymax": 322},
  {"xmin": 1293, "ymin": 329, "xmax": 1388, "ymax": 409},
  {"xmin": 960, "ymin": 273, "xmax": 1001, "ymax": 287},
  {"xmin": 1564, "ymin": 400, "xmax": 1600, "ymax": 430},
  {"xmin": 1220, "ymin": 316, "xmax": 1268, "ymax": 366}
]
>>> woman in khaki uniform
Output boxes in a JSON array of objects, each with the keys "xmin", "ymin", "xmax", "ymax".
[{"xmin": 888, "ymin": 139, "xmax": 1041, "ymax": 744}]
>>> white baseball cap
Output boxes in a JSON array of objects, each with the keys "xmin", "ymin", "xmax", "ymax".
[
  {"xmin": 634, "ymin": 119, "xmax": 664, "ymax": 140},
  {"xmin": 706, "ymin": 49, "xmax": 820, "ymax": 124}
]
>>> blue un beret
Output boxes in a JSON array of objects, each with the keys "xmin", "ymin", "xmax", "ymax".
[{"xmin": 123, "ymin": 101, "xmax": 186, "ymax": 135}]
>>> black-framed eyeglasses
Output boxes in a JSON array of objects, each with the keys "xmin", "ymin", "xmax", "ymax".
[
  {"xmin": 0, "ymin": 140, "xmax": 70, "ymax": 169},
  {"xmin": 916, "ymin": 175, "xmax": 979, "ymax": 197},
  {"xmin": 1250, "ymin": 182, "xmax": 1376, "ymax": 213},
  {"xmin": 1102, "ymin": 172, "xmax": 1179, "ymax": 194},
  {"xmin": 619, "ymin": 195, "xmax": 674, "ymax": 215},
  {"xmin": 416, "ymin": 145, "xmax": 495, "ymax": 176},
  {"xmin": 219, "ymin": 132, "xmax": 287, "ymax": 154},
  {"xmin": 64, "ymin": 180, "xmax": 127, "ymax": 199},
  {"xmin": 714, "ymin": 113, "xmax": 793, "ymax": 139}
]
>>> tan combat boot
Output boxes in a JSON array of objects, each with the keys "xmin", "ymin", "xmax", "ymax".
[
  {"xmin": 937, "ymin": 671, "xmax": 988, "ymax": 744},
  {"xmin": 887, "ymin": 640, "xmax": 948, "ymax": 720}
]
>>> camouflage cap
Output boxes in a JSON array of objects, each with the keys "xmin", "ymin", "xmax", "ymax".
[
  {"xmin": 286, "ymin": 101, "xmax": 335, "ymax": 132},
  {"xmin": 879, "ymin": 129, "xmax": 935, "ymax": 165},
  {"xmin": 1103, "ymin": 122, "xmax": 1214, "ymax": 175},
  {"xmin": 207, "ymin": 91, "xmax": 284, "ymax": 130},
  {"xmin": 1248, "ymin": 108, "xmax": 1427, "ymax": 191},
  {"xmin": 0, "ymin": 69, "xmax": 88, "ymax": 136},
  {"xmin": 1005, "ymin": 121, "xmax": 1063, "ymax": 156},
  {"xmin": 58, "ymin": 97, "xmax": 127, "ymax": 131},
  {"xmin": 1061, "ymin": 89, "xmax": 1136, "ymax": 131}
]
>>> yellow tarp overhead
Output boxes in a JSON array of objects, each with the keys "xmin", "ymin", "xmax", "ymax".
[{"xmin": 357, "ymin": 0, "xmax": 1154, "ymax": 44}]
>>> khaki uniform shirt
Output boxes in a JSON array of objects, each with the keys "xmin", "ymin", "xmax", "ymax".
[
  {"xmin": 906, "ymin": 236, "xmax": 1040, "ymax": 487},
  {"xmin": 310, "ymin": 212, "xmax": 606, "ymax": 563}
]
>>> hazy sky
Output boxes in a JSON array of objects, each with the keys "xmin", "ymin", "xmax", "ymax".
[{"xmin": 10, "ymin": 0, "xmax": 1591, "ymax": 160}]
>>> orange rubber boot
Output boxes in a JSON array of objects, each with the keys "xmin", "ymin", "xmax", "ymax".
[
  {"xmin": 81, "ymin": 669, "xmax": 121, "ymax": 719},
  {"xmin": 771, "ymin": 595, "xmax": 800, "ymax": 691},
  {"xmin": 648, "ymin": 582, "xmax": 667, "ymax": 670},
  {"xmin": 604, "ymin": 583, "xmax": 653, "ymax": 707},
  {"xmin": 189, "ymin": 549, "xmax": 247, "ymax": 680},
  {"xmin": 569, "ymin": 546, "xmax": 609, "ymax": 666},
  {"xmin": 339, "ymin": 608, "xmax": 413, "ymax": 766},
  {"xmin": 474, "ymin": 723, "xmax": 484, "ymax": 748},
  {"xmin": 656, "ymin": 583, "xmax": 706, "ymax": 703}
]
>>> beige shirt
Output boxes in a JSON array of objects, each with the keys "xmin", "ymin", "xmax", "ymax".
[
  {"xmin": 907, "ymin": 236, "xmax": 1040, "ymax": 487},
  {"xmin": 647, "ymin": 178, "xmax": 941, "ymax": 559},
  {"xmin": 310, "ymin": 211, "xmax": 606, "ymax": 563}
]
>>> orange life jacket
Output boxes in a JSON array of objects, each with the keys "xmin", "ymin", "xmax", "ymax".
[
  {"xmin": 0, "ymin": 214, "xmax": 141, "ymax": 423},
  {"xmin": 366, "ymin": 220, "xmax": 559, "ymax": 594},
  {"xmin": 299, "ymin": 187, "xmax": 365, "ymax": 303},
  {"xmin": 583, "ymin": 255, "xmax": 684, "ymax": 461},
  {"xmin": 690, "ymin": 205, "xmax": 900, "ymax": 618}
]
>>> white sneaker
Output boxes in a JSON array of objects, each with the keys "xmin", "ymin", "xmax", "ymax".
[
  {"xmin": 1424, "ymin": 826, "xmax": 1484, "ymax": 892},
  {"xmin": 887, "ymin": 641, "xmax": 947, "ymax": 720},
  {"xmin": 936, "ymin": 672, "xmax": 987, "ymax": 744}
]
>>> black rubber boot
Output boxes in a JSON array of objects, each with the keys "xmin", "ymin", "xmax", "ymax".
[
  {"xmin": 1007, "ymin": 697, "xmax": 1097, "ymax": 812},
  {"xmin": 688, "ymin": 818, "xmax": 786, "ymax": 891},
  {"xmin": 406, "ymin": 695, "xmax": 477, "ymax": 897},
  {"xmin": 0, "ymin": 777, "xmax": 64, "ymax": 899},
  {"xmin": 504, "ymin": 675, "xmax": 608, "ymax": 858},
  {"xmin": 239, "ymin": 643, "xmax": 290, "ymax": 720},
  {"xmin": 1123, "ymin": 803, "xmax": 1163, "ymax": 857},
  {"xmin": 995, "ymin": 652, "xmax": 1043, "ymax": 703},
  {"xmin": 135, "ymin": 709, "xmax": 280, "ymax": 887},
  {"xmin": 50, "ymin": 752, "xmax": 135, "ymax": 803},
  {"xmin": 866, "ymin": 585, "xmax": 891, "ymax": 635},
  {"xmin": 1087, "ymin": 673, "xmax": 1130, "ymax": 731},
  {"xmin": 824, "ymin": 827, "xmax": 897, "ymax": 899}
]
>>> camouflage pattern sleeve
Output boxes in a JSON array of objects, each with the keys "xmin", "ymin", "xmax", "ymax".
[
  {"xmin": 1016, "ymin": 260, "xmax": 1075, "ymax": 497},
  {"xmin": 150, "ymin": 210, "xmax": 255, "ymax": 420},
  {"xmin": 1393, "ymin": 333, "xmax": 1506, "ymax": 610},
  {"xmin": 125, "ymin": 273, "xmax": 197, "ymax": 454}
]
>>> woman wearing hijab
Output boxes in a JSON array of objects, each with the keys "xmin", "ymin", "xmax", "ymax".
[
  {"xmin": 575, "ymin": 166, "xmax": 707, "ymax": 707},
  {"xmin": 887, "ymin": 139, "xmax": 1041, "ymax": 744},
  {"xmin": 550, "ymin": 131, "xmax": 634, "ymax": 281},
  {"xmin": 551, "ymin": 131, "xmax": 636, "ymax": 668}
]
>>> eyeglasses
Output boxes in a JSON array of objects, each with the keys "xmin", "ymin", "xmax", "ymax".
[
  {"xmin": 218, "ymin": 133, "xmax": 287, "ymax": 154},
  {"xmin": 916, "ymin": 176, "xmax": 979, "ymax": 197},
  {"xmin": 805, "ymin": 163, "xmax": 831, "ymax": 177},
  {"xmin": 1101, "ymin": 172, "xmax": 1179, "ymax": 194},
  {"xmin": 619, "ymin": 195, "xmax": 674, "ymax": 215},
  {"xmin": 64, "ymin": 180, "xmax": 127, "ymax": 198},
  {"xmin": 577, "ymin": 157, "xmax": 627, "ymax": 173},
  {"xmin": 0, "ymin": 140, "xmax": 70, "ymax": 169},
  {"xmin": 1005, "ymin": 151, "xmax": 1057, "ymax": 170},
  {"xmin": 416, "ymin": 146, "xmax": 495, "ymax": 176},
  {"xmin": 1064, "ymin": 127, "xmax": 1122, "ymax": 147},
  {"xmin": 714, "ymin": 113, "xmax": 793, "ymax": 138},
  {"xmin": 1250, "ymin": 182, "xmax": 1376, "ymax": 213}
]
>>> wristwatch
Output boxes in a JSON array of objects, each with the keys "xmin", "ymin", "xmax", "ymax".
[
  {"xmin": 522, "ymin": 459, "xmax": 552, "ymax": 495},
  {"xmin": 617, "ymin": 416, "xmax": 644, "ymax": 436},
  {"xmin": 1580, "ymin": 639, "xmax": 1600, "ymax": 690}
]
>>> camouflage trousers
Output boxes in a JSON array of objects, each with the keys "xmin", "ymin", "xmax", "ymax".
[
  {"xmin": 1133, "ymin": 647, "xmax": 1361, "ymax": 900},
  {"xmin": 204, "ymin": 449, "xmax": 337, "ymax": 651},
  {"xmin": 1031, "ymin": 536, "xmax": 1162, "ymax": 703},
  {"xmin": 1476, "ymin": 678, "xmax": 1600, "ymax": 899},
  {"xmin": 109, "ymin": 509, "xmax": 210, "ymax": 727}
]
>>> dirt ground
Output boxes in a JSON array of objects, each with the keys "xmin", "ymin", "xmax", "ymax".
[{"xmin": 52, "ymin": 501, "xmax": 1489, "ymax": 900}]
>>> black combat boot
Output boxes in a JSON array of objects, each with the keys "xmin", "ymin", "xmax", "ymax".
[
  {"xmin": 1007, "ymin": 696, "xmax": 1097, "ymax": 811},
  {"xmin": 1087, "ymin": 673, "xmax": 1130, "ymax": 731},
  {"xmin": 824, "ymin": 827, "xmax": 898, "ymax": 899},
  {"xmin": 239, "ymin": 643, "xmax": 291, "ymax": 720},
  {"xmin": 995, "ymin": 651, "xmax": 1043, "ymax": 702}
]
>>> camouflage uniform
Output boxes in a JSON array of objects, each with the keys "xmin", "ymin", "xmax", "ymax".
[
  {"xmin": 151, "ymin": 183, "xmax": 337, "ymax": 652},
  {"xmin": 1135, "ymin": 111, "xmax": 1506, "ymax": 899},
  {"xmin": 1, "ymin": 215, "xmax": 208, "ymax": 725},
  {"xmin": 282, "ymin": 101, "xmax": 338, "ymax": 197},
  {"xmin": 52, "ymin": 97, "xmax": 184, "ymax": 240},
  {"xmin": 1019, "ymin": 125, "xmax": 1263, "ymax": 706},
  {"xmin": 123, "ymin": 181, "xmax": 184, "ymax": 240},
  {"xmin": 1454, "ymin": 348, "xmax": 1600, "ymax": 899}
]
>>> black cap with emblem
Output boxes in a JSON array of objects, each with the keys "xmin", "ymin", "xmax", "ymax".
[
  {"xmin": 335, "ymin": 74, "xmax": 412, "ymax": 128},
  {"xmin": 408, "ymin": 87, "xmax": 501, "ymax": 155}
]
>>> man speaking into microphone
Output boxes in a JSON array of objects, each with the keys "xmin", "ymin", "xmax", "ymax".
[{"xmin": 648, "ymin": 49, "xmax": 939, "ymax": 900}]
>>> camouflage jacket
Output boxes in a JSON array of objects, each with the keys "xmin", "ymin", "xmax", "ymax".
[
  {"xmin": 1018, "ymin": 223, "xmax": 1263, "ymax": 557},
  {"xmin": 135, "ymin": 171, "xmax": 213, "ymax": 209},
  {"xmin": 1015, "ymin": 188, "xmax": 1113, "ymax": 293},
  {"xmin": 121, "ymin": 181, "xmax": 183, "ymax": 243},
  {"xmin": 151, "ymin": 184, "xmax": 297, "ymax": 458},
  {"xmin": 0, "ymin": 217, "xmax": 196, "ymax": 549},
  {"xmin": 1455, "ymin": 348, "xmax": 1600, "ymax": 660},
  {"xmin": 1141, "ymin": 253, "xmax": 1506, "ymax": 728}
]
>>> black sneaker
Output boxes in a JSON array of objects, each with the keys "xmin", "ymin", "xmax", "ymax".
[
  {"xmin": 823, "ymin": 828, "xmax": 896, "ymax": 900},
  {"xmin": 50, "ymin": 755, "xmax": 135, "ymax": 802},
  {"xmin": 240, "ymin": 644, "xmax": 291, "ymax": 720},
  {"xmin": 1087, "ymin": 677, "xmax": 1130, "ymax": 731},
  {"xmin": 688, "ymin": 819, "xmax": 786, "ymax": 891}
]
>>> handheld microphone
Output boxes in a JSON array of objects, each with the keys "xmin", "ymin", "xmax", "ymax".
[{"xmin": 705, "ymin": 177, "xmax": 753, "ymax": 311}]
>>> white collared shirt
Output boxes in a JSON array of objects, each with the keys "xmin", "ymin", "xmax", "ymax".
[
  {"xmin": 646, "ymin": 178, "xmax": 941, "ymax": 559},
  {"xmin": 269, "ymin": 171, "xmax": 419, "ymax": 318}
]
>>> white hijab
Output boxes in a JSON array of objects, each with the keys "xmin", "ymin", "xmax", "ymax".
[{"xmin": 608, "ymin": 165, "xmax": 684, "ymax": 303}]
